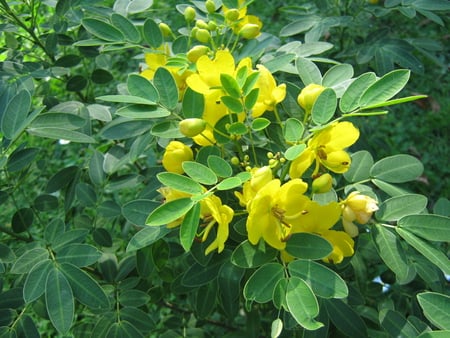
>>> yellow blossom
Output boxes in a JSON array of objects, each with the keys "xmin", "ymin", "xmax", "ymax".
[
  {"xmin": 297, "ymin": 84, "xmax": 326, "ymax": 113},
  {"xmin": 321, "ymin": 230, "xmax": 355, "ymax": 264},
  {"xmin": 289, "ymin": 121, "xmax": 360, "ymax": 178},
  {"xmin": 341, "ymin": 191, "xmax": 379, "ymax": 237},
  {"xmin": 162, "ymin": 141, "xmax": 193, "ymax": 174},
  {"xmin": 234, "ymin": 166, "xmax": 273, "ymax": 208},
  {"xmin": 252, "ymin": 65, "xmax": 286, "ymax": 117}
]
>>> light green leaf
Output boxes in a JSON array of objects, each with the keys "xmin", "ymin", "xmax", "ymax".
[
  {"xmin": 359, "ymin": 69, "xmax": 410, "ymax": 107},
  {"xmin": 180, "ymin": 203, "xmax": 200, "ymax": 252},
  {"xmin": 372, "ymin": 224, "xmax": 413, "ymax": 284},
  {"xmin": 127, "ymin": 74, "xmax": 159, "ymax": 102},
  {"xmin": 46, "ymin": 268, "xmax": 74, "ymax": 334},
  {"xmin": 370, "ymin": 154, "xmax": 423, "ymax": 183},
  {"xmin": 263, "ymin": 53, "xmax": 296, "ymax": 73},
  {"xmin": 360, "ymin": 95, "xmax": 427, "ymax": 110},
  {"xmin": 271, "ymin": 318, "xmax": 283, "ymax": 338},
  {"xmin": 245, "ymin": 87, "xmax": 260, "ymax": 111},
  {"xmin": 396, "ymin": 227, "xmax": 450, "ymax": 275},
  {"xmin": 251, "ymin": 117, "xmax": 271, "ymax": 131},
  {"xmin": 157, "ymin": 172, "xmax": 203, "ymax": 194},
  {"xmin": 286, "ymin": 276, "xmax": 323, "ymax": 330},
  {"xmin": 231, "ymin": 240, "xmax": 278, "ymax": 268},
  {"xmin": 285, "ymin": 233, "xmax": 333, "ymax": 260},
  {"xmin": 344, "ymin": 150, "xmax": 374, "ymax": 183},
  {"xmin": 376, "ymin": 194, "xmax": 428, "ymax": 221},
  {"xmin": 296, "ymin": 57, "xmax": 322, "ymax": 86},
  {"xmin": 322, "ymin": 64, "xmax": 354, "ymax": 87},
  {"xmin": 96, "ymin": 94, "xmax": 157, "ymax": 105},
  {"xmin": 11, "ymin": 248, "xmax": 49, "ymax": 274},
  {"xmin": 27, "ymin": 127, "xmax": 96, "ymax": 143},
  {"xmin": 284, "ymin": 144, "xmax": 306, "ymax": 161},
  {"xmin": 143, "ymin": 18, "xmax": 163, "ymax": 48},
  {"xmin": 82, "ymin": 18, "xmax": 124, "ymax": 41},
  {"xmin": 311, "ymin": 88, "xmax": 337, "ymax": 124},
  {"xmin": 288, "ymin": 260, "xmax": 348, "ymax": 299},
  {"xmin": 339, "ymin": 72, "xmax": 377, "ymax": 113},
  {"xmin": 417, "ymin": 292, "xmax": 450, "ymax": 330},
  {"xmin": 371, "ymin": 178, "xmax": 410, "ymax": 196},
  {"xmin": 153, "ymin": 66, "xmax": 178, "ymax": 110},
  {"xmin": 182, "ymin": 87, "xmax": 204, "ymax": 118},
  {"xmin": 283, "ymin": 118, "xmax": 304, "ymax": 142},
  {"xmin": 398, "ymin": 214, "xmax": 450, "ymax": 242},
  {"xmin": 60, "ymin": 263, "xmax": 110, "ymax": 309},
  {"xmin": 207, "ymin": 155, "xmax": 233, "ymax": 178},
  {"xmin": 221, "ymin": 95, "xmax": 244, "ymax": 113},
  {"xmin": 182, "ymin": 161, "xmax": 218, "ymax": 185},
  {"xmin": 244, "ymin": 262, "xmax": 284, "ymax": 303},
  {"xmin": 216, "ymin": 177, "xmax": 242, "ymax": 190},
  {"xmin": 110, "ymin": 13, "xmax": 141, "ymax": 43},
  {"xmin": 30, "ymin": 112, "xmax": 86, "ymax": 130},
  {"xmin": 145, "ymin": 198, "xmax": 194, "ymax": 226},
  {"xmin": 126, "ymin": 226, "xmax": 171, "ymax": 252},
  {"xmin": 23, "ymin": 259, "xmax": 53, "ymax": 303},
  {"xmin": 228, "ymin": 122, "xmax": 247, "ymax": 135},
  {"xmin": 220, "ymin": 73, "xmax": 241, "ymax": 98},
  {"xmin": 151, "ymin": 120, "xmax": 183, "ymax": 138}
]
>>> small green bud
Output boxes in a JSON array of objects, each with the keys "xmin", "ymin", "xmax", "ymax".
[
  {"xmin": 238, "ymin": 23, "xmax": 260, "ymax": 39},
  {"xmin": 207, "ymin": 21, "xmax": 217, "ymax": 31},
  {"xmin": 187, "ymin": 45, "xmax": 210, "ymax": 63},
  {"xmin": 179, "ymin": 118, "xmax": 207, "ymax": 137},
  {"xmin": 312, "ymin": 173, "xmax": 333, "ymax": 193},
  {"xmin": 205, "ymin": 0, "xmax": 216, "ymax": 13},
  {"xmin": 195, "ymin": 28, "xmax": 211, "ymax": 43},
  {"xmin": 231, "ymin": 157, "xmax": 240, "ymax": 165},
  {"xmin": 195, "ymin": 19, "xmax": 208, "ymax": 29},
  {"xmin": 184, "ymin": 6, "xmax": 196, "ymax": 22},
  {"xmin": 159, "ymin": 22, "xmax": 172, "ymax": 37},
  {"xmin": 225, "ymin": 9, "xmax": 240, "ymax": 22}
]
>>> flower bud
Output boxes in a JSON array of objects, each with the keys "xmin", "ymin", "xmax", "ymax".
[
  {"xmin": 231, "ymin": 157, "xmax": 240, "ymax": 165},
  {"xmin": 179, "ymin": 118, "xmax": 206, "ymax": 137},
  {"xmin": 312, "ymin": 173, "xmax": 333, "ymax": 193},
  {"xmin": 207, "ymin": 21, "xmax": 217, "ymax": 31},
  {"xmin": 195, "ymin": 19, "xmax": 208, "ymax": 29},
  {"xmin": 297, "ymin": 84, "xmax": 325, "ymax": 113},
  {"xmin": 250, "ymin": 166, "xmax": 272, "ymax": 191},
  {"xmin": 162, "ymin": 141, "xmax": 194, "ymax": 174},
  {"xmin": 195, "ymin": 28, "xmax": 211, "ymax": 43},
  {"xmin": 238, "ymin": 23, "xmax": 260, "ymax": 39},
  {"xmin": 184, "ymin": 6, "xmax": 196, "ymax": 22},
  {"xmin": 187, "ymin": 45, "xmax": 210, "ymax": 63},
  {"xmin": 159, "ymin": 22, "xmax": 172, "ymax": 37},
  {"xmin": 205, "ymin": 0, "xmax": 216, "ymax": 13},
  {"xmin": 225, "ymin": 9, "xmax": 240, "ymax": 22}
]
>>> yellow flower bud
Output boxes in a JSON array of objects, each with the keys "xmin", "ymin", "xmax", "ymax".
[
  {"xmin": 184, "ymin": 6, "xmax": 196, "ymax": 22},
  {"xmin": 312, "ymin": 173, "xmax": 333, "ymax": 193},
  {"xmin": 225, "ymin": 9, "xmax": 240, "ymax": 22},
  {"xmin": 205, "ymin": 0, "xmax": 216, "ymax": 13},
  {"xmin": 162, "ymin": 141, "xmax": 194, "ymax": 174},
  {"xmin": 187, "ymin": 45, "xmax": 210, "ymax": 63},
  {"xmin": 238, "ymin": 23, "xmax": 260, "ymax": 39},
  {"xmin": 179, "ymin": 118, "xmax": 206, "ymax": 137},
  {"xmin": 342, "ymin": 191, "xmax": 379, "ymax": 224},
  {"xmin": 195, "ymin": 19, "xmax": 208, "ymax": 29},
  {"xmin": 195, "ymin": 28, "xmax": 211, "ymax": 43},
  {"xmin": 159, "ymin": 22, "xmax": 172, "ymax": 37},
  {"xmin": 250, "ymin": 166, "xmax": 273, "ymax": 192},
  {"xmin": 297, "ymin": 84, "xmax": 325, "ymax": 113}
]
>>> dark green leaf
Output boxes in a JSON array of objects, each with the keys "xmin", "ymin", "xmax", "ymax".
[
  {"xmin": 122, "ymin": 199, "xmax": 160, "ymax": 226},
  {"xmin": 106, "ymin": 321, "xmax": 143, "ymax": 338},
  {"xmin": 231, "ymin": 240, "xmax": 278, "ymax": 268},
  {"xmin": 11, "ymin": 248, "xmax": 49, "ymax": 274},
  {"xmin": 119, "ymin": 289, "xmax": 150, "ymax": 307},
  {"xmin": 75, "ymin": 182, "xmax": 97, "ymax": 207},
  {"xmin": 66, "ymin": 75, "xmax": 88, "ymax": 91},
  {"xmin": 243, "ymin": 262, "xmax": 284, "ymax": 303},
  {"xmin": 11, "ymin": 208, "xmax": 34, "ymax": 233},
  {"xmin": 380, "ymin": 309, "xmax": 420, "ymax": 337},
  {"xmin": 417, "ymin": 292, "xmax": 450, "ymax": 330},
  {"xmin": 1, "ymin": 90, "xmax": 31, "ymax": 140},
  {"xmin": 52, "ymin": 229, "xmax": 89, "ymax": 252},
  {"xmin": 220, "ymin": 73, "xmax": 241, "ymax": 98},
  {"xmin": 182, "ymin": 87, "xmax": 204, "ymax": 118},
  {"xmin": 153, "ymin": 67, "xmax": 178, "ymax": 109},
  {"xmin": 398, "ymin": 214, "xmax": 450, "ymax": 242},
  {"xmin": 251, "ymin": 117, "xmax": 271, "ymax": 131},
  {"xmin": 195, "ymin": 283, "xmax": 218, "ymax": 318},
  {"xmin": 143, "ymin": 18, "xmax": 163, "ymax": 48},
  {"xmin": 23, "ymin": 260, "xmax": 53, "ymax": 303},
  {"xmin": 127, "ymin": 74, "xmax": 159, "ymax": 102},
  {"xmin": 82, "ymin": 18, "xmax": 124, "ymax": 41},
  {"xmin": 46, "ymin": 166, "xmax": 79, "ymax": 193},
  {"xmin": 182, "ymin": 252, "xmax": 230, "ymax": 287},
  {"xmin": 180, "ymin": 203, "xmax": 200, "ymax": 252},
  {"xmin": 91, "ymin": 69, "xmax": 113, "ymax": 84},
  {"xmin": 33, "ymin": 194, "xmax": 59, "ymax": 211},
  {"xmin": 120, "ymin": 307, "xmax": 155, "ymax": 333},
  {"xmin": 27, "ymin": 127, "xmax": 96, "ymax": 143},
  {"xmin": 6, "ymin": 148, "xmax": 39, "ymax": 172},
  {"xmin": 376, "ymin": 194, "xmax": 428, "ymax": 221},
  {"xmin": 89, "ymin": 150, "xmax": 105, "ymax": 186},
  {"xmin": 56, "ymin": 244, "xmax": 101, "ymax": 267},
  {"xmin": 285, "ymin": 233, "xmax": 333, "ymax": 260},
  {"xmin": 100, "ymin": 117, "xmax": 153, "ymax": 139},
  {"xmin": 146, "ymin": 198, "xmax": 194, "ymax": 226},
  {"xmin": 111, "ymin": 13, "xmax": 141, "ymax": 43},
  {"xmin": 324, "ymin": 299, "xmax": 367, "ymax": 337}
]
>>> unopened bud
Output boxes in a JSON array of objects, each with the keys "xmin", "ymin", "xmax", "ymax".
[
  {"xmin": 312, "ymin": 173, "xmax": 333, "ymax": 193},
  {"xmin": 205, "ymin": 0, "xmax": 216, "ymax": 13},
  {"xmin": 231, "ymin": 157, "xmax": 240, "ymax": 165},
  {"xmin": 184, "ymin": 6, "xmax": 196, "ymax": 22},
  {"xmin": 238, "ymin": 23, "xmax": 260, "ymax": 39},
  {"xmin": 187, "ymin": 45, "xmax": 210, "ymax": 63},
  {"xmin": 297, "ymin": 84, "xmax": 325, "ymax": 113},
  {"xmin": 251, "ymin": 166, "xmax": 272, "ymax": 191},
  {"xmin": 159, "ymin": 23, "xmax": 172, "ymax": 37},
  {"xmin": 195, "ymin": 19, "xmax": 208, "ymax": 29},
  {"xmin": 207, "ymin": 21, "xmax": 217, "ymax": 31},
  {"xmin": 195, "ymin": 28, "xmax": 211, "ymax": 43},
  {"xmin": 225, "ymin": 9, "xmax": 240, "ymax": 22},
  {"xmin": 179, "ymin": 118, "xmax": 206, "ymax": 137}
]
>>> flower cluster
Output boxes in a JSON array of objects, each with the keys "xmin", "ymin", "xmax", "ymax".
[{"xmin": 144, "ymin": 1, "xmax": 379, "ymax": 264}]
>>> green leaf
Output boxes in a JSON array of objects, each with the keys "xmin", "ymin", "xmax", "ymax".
[
  {"xmin": 221, "ymin": 95, "xmax": 244, "ymax": 113},
  {"xmin": 296, "ymin": 57, "xmax": 322, "ymax": 86},
  {"xmin": 285, "ymin": 233, "xmax": 333, "ymax": 260},
  {"xmin": 195, "ymin": 282, "xmax": 218, "ymax": 318},
  {"xmin": 46, "ymin": 268, "xmax": 74, "ymax": 334},
  {"xmin": 100, "ymin": 117, "xmax": 153, "ymax": 139},
  {"xmin": 182, "ymin": 252, "xmax": 230, "ymax": 287},
  {"xmin": 182, "ymin": 161, "xmax": 218, "ymax": 185},
  {"xmin": 27, "ymin": 127, "xmax": 96, "ymax": 143},
  {"xmin": 182, "ymin": 87, "xmax": 204, "ymax": 118},
  {"xmin": 151, "ymin": 120, "xmax": 183, "ymax": 138},
  {"xmin": 1, "ymin": 90, "xmax": 31, "ymax": 140},
  {"xmin": 372, "ymin": 224, "xmax": 413, "ymax": 284},
  {"xmin": 143, "ymin": 18, "xmax": 163, "ymax": 48},
  {"xmin": 96, "ymin": 94, "xmax": 157, "ymax": 105},
  {"xmin": 153, "ymin": 67, "xmax": 178, "ymax": 109},
  {"xmin": 30, "ymin": 112, "xmax": 86, "ymax": 130},
  {"xmin": 379, "ymin": 309, "xmax": 420, "ymax": 337},
  {"xmin": 52, "ymin": 229, "xmax": 89, "ymax": 252},
  {"xmin": 243, "ymin": 262, "xmax": 284, "ymax": 303},
  {"xmin": 417, "ymin": 292, "xmax": 450, "ymax": 330},
  {"xmin": 370, "ymin": 154, "xmax": 423, "ymax": 183},
  {"xmin": 360, "ymin": 95, "xmax": 428, "ymax": 110},
  {"xmin": 60, "ymin": 263, "xmax": 110, "ymax": 309},
  {"xmin": 344, "ymin": 150, "xmax": 374, "ymax": 182},
  {"xmin": 228, "ymin": 122, "xmax": 247, "ymax": 135},
  {"xmin": 11, "ymin": 248, "xmax": 49, "ymax": 274},
  {"xmin": 6, "ymin": 148, "xmax": 39, "ymax": 172},
  {"xmin": 286, "ymin": 276, "xmax": 323, "ymax": 330},
  {"xmin": 220, "ymin": 74, "xmax": 241, "ymax": 98},
  {"xmin": 322, "ymin": 64, "xmax": 354, "ymax": 87},
  {"xmin": 284, "ymin": 144, "xmax": 307, "ymax": 161},
  {"xmin": 339, "ymin": 72, "xmax": 377, "ymax": 112},
  {"xmin": 55, "ymin": 244, "xmax": 101, "ymax": 267},
  {"xmin": 126, "ymin": 226, "xmax": 171, "ymax": 252},
  {"xmin": 231, "ymin": 240, "xmax": 278, "ymax": 268},
  {"xmin": 251, "ymin": 117, "xmax": 271, "ymax": 131},
  {"xmin": 376, "ymin": 194, "xmax": 428, "ymax": 221},
  {"xmin": 122, "ymin": 199, "xmax": 160, "ymax": 226},
  {"xmin": 157, "ymin": 172, "xmax": 203, "ymax": 194},
  {"xmin": 359, "ymin": 69, "xmax": 410, "ymax": 107},
  {"xmin": 398, "ymin": 214, "xmax": 450, "ymax": 242},
  {"xmin": 107, "ymin": 321, "xmax": 143, "ymax": 338},
  {"xmin": 89, "ymin": 150, "xmax": 105, "ymax": 186},
  {"xmin": 263, "ymin": 53, "xmax": 296, "ymax": 73},
  {"xmin": 311, "ymin": 88, "xmax": 337, "ymax": 124},
  {"xmin": 82, "ymin": 18, "xmax": 124, "ymax": 41},
  {"xmin": 283, "ymin": 118, "xmax": 304, "ymax": 142},
  {"xmin": 180, "ymin": 203, "xmax": 200, "ymax": 252},
  {"xmin": 111, "ymin": 13, "xmax": 141, "ymax": 43},
  {"xmin": 11, "ymin": 207, "xmax": 34, "ymax": 233},
  {"xmin": 127, "ymin": 74, "xmax": 159, "ymax": 102},
  {"xmin": 324, "ymin": 299, "xmax": 367, "ymax": 337},
  {"xmin": 207, "ymin": 155, "xmax": 233, "ymax": 178},
  {"xmin": 91, "ymin": 69, "xmax": 113, "ymax": 84},
  {"xmin": 396, "ymin": 227, "xmax": 450, "ymax": 275},
  {"xmin": 75, "ymin": 182, "xmax": 97, "ymax": 207},
  {"xmin": 120, "ymin": 307, "xmax": 155, "ymax": 333},
  {"xmin": 119, "ymin": 289, "xmax": 150, "ymax": 307},
  {"xmin": 146, "ymin": 198, "xmax": 194, "ymax": 226},
  {"xmin": 245, "ymin": 87, "xmax": 259, "ymax": 111},
  {"xmin": 216, "ymin": 177, "xmax": 242, "ymax": 190},
  {"xmin": 372, "ymin": 178, "xmax": 410, "ymax": 197},
  {"xmin": 23, "ymin": 259, "xmax": 53, "ymax": 303},
  {"xmin": 288, "ymin": 260, "xmax": 348, "ymax": 299}
]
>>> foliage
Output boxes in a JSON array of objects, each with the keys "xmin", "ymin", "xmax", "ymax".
[{"xmin": 0, "ymin": 0, "xmax": 449, "ymax": 337}]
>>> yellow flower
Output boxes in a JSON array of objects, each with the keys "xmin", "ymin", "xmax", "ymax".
[
  {"xmin": 161, "ymin": 141, "xmax": 193, "ymax": 174},
  {"xmin": 158, "ymin": 187, "xmax": 191, "ymax": 228},
  {"xmin": 200, "ymin": 195, "xmax": 234, "ymax": 254},
  {"xmin": 252, "ymin": 65, "xmax": 286, "ymax": 117},
  {"xmin": 234, "ymin": 166, "xmax": 273, "ymax": 208},
  {"xmin": 321, "ymin": 230, "xmax": 354, "ymax": 264},
  {"xmin": 341, "ymin": 191, "xmax": 379, "ymax": 237},
  {"xmin": 297, "ymin": 84, "xmax": 325, "ymax": 113},
  {"xmin": 289, "ymin": 121, "xmax": 360, "ymax": 178}
]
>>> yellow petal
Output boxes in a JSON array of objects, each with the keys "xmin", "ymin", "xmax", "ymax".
[{"xmin": 289, "ymin": 148, "xmax": 314, "ymax": 178}]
